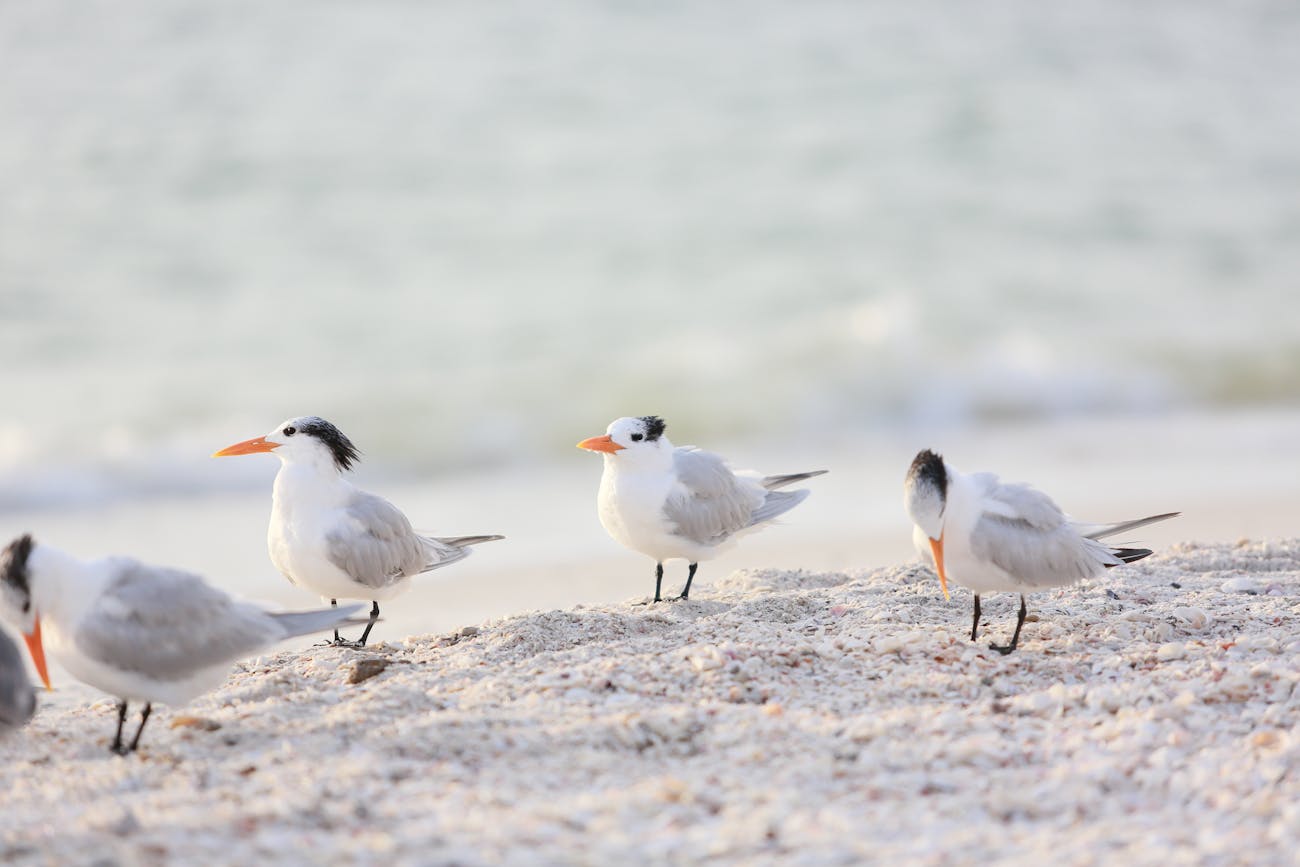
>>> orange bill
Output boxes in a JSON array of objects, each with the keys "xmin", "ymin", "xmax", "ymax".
[
  {"xmin": 576, "ymin": 435, "xmax": 624, "ymax": 454},
  {"xmin": 24, "ymin": 617, "xmax": 51, "ymax": 691},
  {"xmin": 212, "ymin": 435, "xmax": 278, "ymax": 457},
  {"xmin": 928, "ymin": 534, "xmax": 949, "ymax": 601}
]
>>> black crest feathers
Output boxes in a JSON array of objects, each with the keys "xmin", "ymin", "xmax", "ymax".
[
  {"xmin": 1, "ymin": 534, "xmax": 34, "ymax": 602},
  {"xmin": 907, "ymin": 449, "xmax": 948, "ymax": 495},
  {"xmin": 298, "ymin": 417, "xmax": 361, "ymax": 472},
  {"xmin": 639, "ymin": 416, "xmax": 666, "ymax": 442}
]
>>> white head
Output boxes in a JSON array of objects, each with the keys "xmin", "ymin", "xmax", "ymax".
[
  {"xmin": 576, "ymin": 416, "xmax": 674, "ymax": 467},
  {"xmin": 903, "ymin": 449, "xmax": 951, "ymax": 599},
  {"xmin": 213, "ymin": 416, "xmax": 361, "ymax": 474},
  {"xmin": 0, "ymin": 535, "xmax": 50, "ymax": 690}
]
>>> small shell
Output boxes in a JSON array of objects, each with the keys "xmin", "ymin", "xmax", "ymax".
[
  {"xmin": 1171, "ymin": 606, "xmax": 1211, "ymax": 630},
  {"xmin": 1156, "ymin": 642, "xmax": 1186, "ymax": 661}
]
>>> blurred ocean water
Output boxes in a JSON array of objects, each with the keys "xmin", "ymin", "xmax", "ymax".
[{"xmin": 1, "ymin": 0, "xmax": 1298, "ymax": 507}]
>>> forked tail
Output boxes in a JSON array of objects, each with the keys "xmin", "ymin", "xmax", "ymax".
[
  {"xmin": 747, "ymin": 488, "xmax": 812, "ymax": 527},
  {"xmin": 760, "ymin": 469, "xmax": 828, "ymax": 490},
  {"xmin": 1104, "ymin": 547, "xmax": 1155, "ymax": 568},
  {"xmin": 432, "ymin": 534, "xmax": 506, "ymax": 548},
  {"xmin": 1079, "ymin": 512, "xmax": 1180, "ymax": 540},
  {"xmin": 269, "ymin": 603, "xmax": 367, "ymax": 639}
]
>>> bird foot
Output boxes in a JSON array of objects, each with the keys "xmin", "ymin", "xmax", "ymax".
[
  {"xmin": 110, "ymin": 743, "xmax": 131, "ymax": 757},
  {"xmin": 988, "ymin": 642, "xmax": 1017, "ymax": 656},
  {"xmin": 317, "ymin": 637, "xmax": 367, "ymax": 649},
  {"xmin": 665, "ymin": 595, "xmax": 690, "ymax": 603}
]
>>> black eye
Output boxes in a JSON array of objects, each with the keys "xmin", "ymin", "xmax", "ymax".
[
  {"xmin": 630, "ymin": 433, "xmax": 643, "ymax": 442},
  {"xmin": 283, "ymin": 426, "xmax": 296, "ymax": 436},
  {"xmin": 21, "ymin": 601, "xmax": 30, "ymax": 614}
]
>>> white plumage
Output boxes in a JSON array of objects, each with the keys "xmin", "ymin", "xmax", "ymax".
[
  {"xmin": 215, "ymin": 416, "xmax": 503, "ymax": 647},
  {"xmin": 903, "ymin": 449, "xmax": 1178, "ymax": 654},
  {"xmin": 0, "ymin": 534, "xmax": 362, "ymax": 753},
  {"xmin": 579, "ymin": 416, "xmax": 825, "ymax": 602}
]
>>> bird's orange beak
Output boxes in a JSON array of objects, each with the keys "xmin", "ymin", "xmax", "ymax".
[
  {"xmin": 212, "ymin": 436, "xmax": 278, "ymax": 457},
  {"xmin": 576, "ymin": 435, "xmax": 624, "ymax": 454},
  {"xmin": 23, "ymin": 617, "xmax": 51, "ymax": 691},
  {"xmin": 929, "ymin": 535, "xmax": 949, "ymax": 601}
]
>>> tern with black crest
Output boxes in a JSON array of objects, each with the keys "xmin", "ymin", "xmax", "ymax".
[
  {"xmin": 214, "ymin": 416, "xmax": 504, "ymax": 647},
  {"xmin": 578, "ymin": 416, "xmax": 826, "ymax": 603},
  {"xmin": 903, "ymin": 449, "xmax": 1179, "ymax": 654},
  {"xmin": 0, "ymin": 534, "xmax": 364, "ymax": 754}
]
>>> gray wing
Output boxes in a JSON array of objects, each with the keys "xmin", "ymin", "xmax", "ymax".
[
  {"xmin": 980, "ymin": 480, "xmax": 1067, "ymax": 531},
  {"xmin": 76, "ymin": 560, "xmax": 281, "ymax": 681},
  {"xmin": 971, "ymin": 482, "xmax": 1117, "ymax": 587},
  {"xmin": 0, "ymin": 629, "xmax": 35, "ymax": 729},
  {"xmin": 664, "ymin": 448, "xmax": 766, "ymax": 545},
  {"xmin": 325, "ymin": 492, "xmax": 430, "ymax": 589}
]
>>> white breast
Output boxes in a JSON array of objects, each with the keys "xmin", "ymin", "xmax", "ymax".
[
  {"xmin": 938, "ymin": 474, "xmax": 1021, "ymax": 595},
  {"xmin": 269, "ymin": 471, "xmax": 376, "ymax": 601},
  {"xmin": 596, "ymin": 465, "xmax": 693, "ymax": 562}
]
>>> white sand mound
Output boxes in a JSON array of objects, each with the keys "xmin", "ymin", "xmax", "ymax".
[{"xmin": 1, "ymin": 540, "xmax": 1297, "ymax": 865}]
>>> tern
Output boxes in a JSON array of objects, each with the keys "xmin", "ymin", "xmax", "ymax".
[
  {"xmin": 0, "ymin": 534, "xmax": 365, "ymax": 754},
  {"xmin": 578, "ymin": 416, "xmax": 826, "ymax": 603},
  {"xmin": 214, "ymin": 416, "xmax": 503, "ymax": 647},
  {"xmin": 903, "ymin": 449, "xmax": 1179, "ymax": 654},
  {"xmin": 0, "ymin": 626, "xmax": 36, "ymax": 734}
]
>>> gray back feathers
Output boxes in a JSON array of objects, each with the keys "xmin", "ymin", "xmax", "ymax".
[
  {"xmin": 665, "ymin": 448, "xmax": 766, "ymax": 545},
  {"xmin": 971, "ymin": 513, "xmax": 1117, "ymax": 587},
  {"xmin": 76, "ymin": 561, "xmax": 284, "ymax": 680},
  {"xmin": 969, "ymin": 476, "xmax": 1176, "ymax": 587},
  {"xmin": 326, "ymin": 491, "xmax": 431, "ymax": 589},
  {"xmin": 75, "ymin": 560, "xmax": 366, "ymax": 682},
  {"xmin": 665, "ymin": 448, "xmax": 820, "ymax": 546},
  {"xmin": 326, "ymin": 492, "xmax": 504, "ymax": 588}
]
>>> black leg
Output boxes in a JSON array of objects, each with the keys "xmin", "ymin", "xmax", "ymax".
[
  {"xmin": 332, "ymin": 598, "xmax": 340, "ymax": 644},
  {"xmin": 355, "ymin": 601, "xmax": 380, "ymax": 647},
  {"xmin": 633, "ymin": 564, "xmax": 664, "ymax": 606},
  {"xmin": 128, "ymin": 703, "xmax": 153, "ymax": 753},
  {"xmin": 990, "ymin": 595, "xmax": 1028, "ymax": 655},
  {"xmin": 111, "ymin": 700, "xmax": 129, "ymax": 755},
  {"xmin": 970, "ymin": 594, "xmax": 981, "ymax": 642},
  {"xmin": 670, "ymin": 563, "xmax": 698, "ymax": 602}
]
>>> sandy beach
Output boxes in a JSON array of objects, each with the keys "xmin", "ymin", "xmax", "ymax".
[
  {"xmin": 4, "ymin": 2, "xmax": 1299, "ymax": 863},
  {"xmin": 1, "ymin": 538, "xmax": 1295, "ymax": 865}
]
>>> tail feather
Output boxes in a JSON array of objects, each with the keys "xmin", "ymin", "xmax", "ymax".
[
  {"xmin": 1078, "ymin": 512, "xmax": 1180, "ymax": 540},
  {"xmin": 431, "ymin": 534, "xmax": 506, "ymax": 548},
  {"xmin": 269, "ymin": 603, "xmax": 367, "ymax": 639},
  {"xmin": 747, "ymin": 488, "xmax": 811, "ymax": 527},
  {"xmin": 760, "ymin": 470, "xmax": 828, "ymax": 490},
  {"xmin": 1104, "ymin": 547, "xmax": 1154, "ymax": 568},
  {"xmin": 415, "ymin": 534, "xmax": 504, "ymax": 575}
]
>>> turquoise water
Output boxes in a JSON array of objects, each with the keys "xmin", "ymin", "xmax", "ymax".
[{"xmin": 2, "ymin": 1, "xmax": 1298, "ymax": 506}]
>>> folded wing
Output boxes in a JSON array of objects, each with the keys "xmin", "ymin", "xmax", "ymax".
[{"xmin": 75, "ymin": 561, "xmax": 285, "ymax": 679}]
